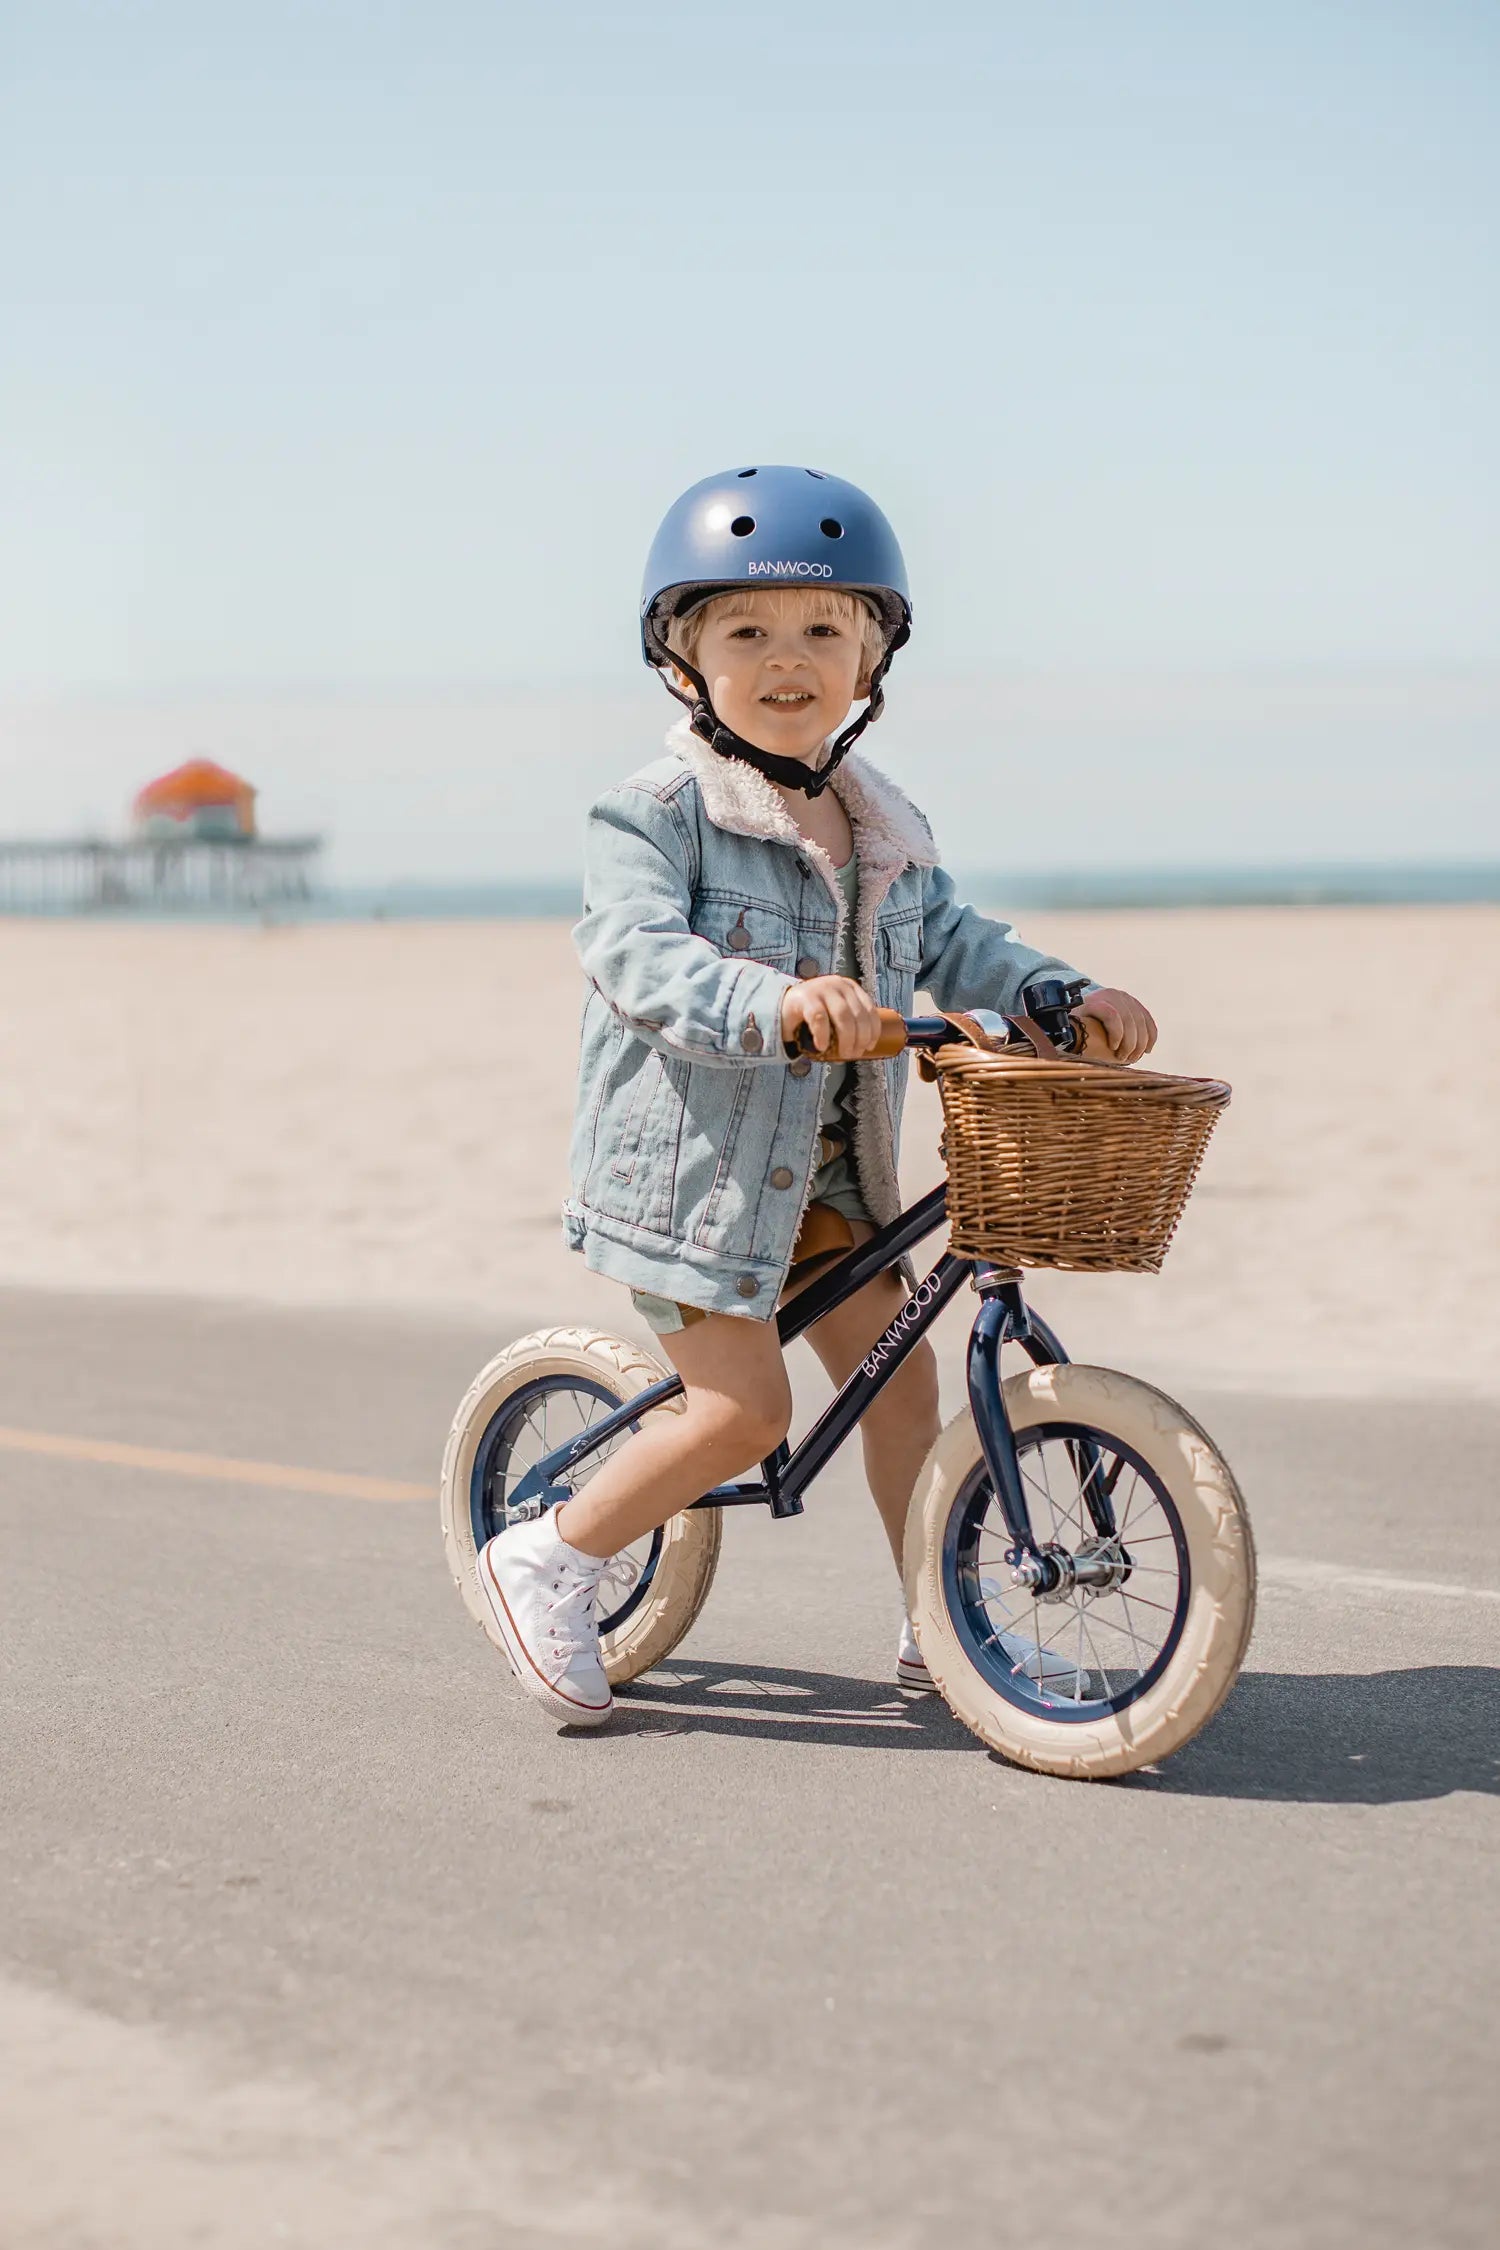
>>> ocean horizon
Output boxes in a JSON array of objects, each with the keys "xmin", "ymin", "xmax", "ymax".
[
  {"xmin": 336, "ymin": 863, "xmax": 1500, "ymax": 919},
  {"xmin": 325, "ymin": 861, "xmax": 1500, "ymax": 918},
  {"xmin": 5, "ymin": 860, "xmax": 1494, "ymax": 921}
]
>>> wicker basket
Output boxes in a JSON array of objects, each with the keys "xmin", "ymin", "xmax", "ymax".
[{"xmin": 932, "ymin": 1045, "xmax": 1231, "ymax": 1274}]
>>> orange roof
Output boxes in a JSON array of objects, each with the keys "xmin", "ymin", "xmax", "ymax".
[{"xmin": 133, "ymin": 760, "xmax": 257, "ymax": 818}]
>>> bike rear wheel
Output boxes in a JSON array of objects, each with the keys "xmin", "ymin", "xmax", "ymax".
[
  {"xmin": 904, "ymin": 1362, "xmax": 1254, "ymax": 1778},
  {"xmin": 440, "ymin": 1327, "xmax": 720, "ymax": 1687}
]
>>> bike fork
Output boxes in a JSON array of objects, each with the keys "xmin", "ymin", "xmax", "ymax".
[
  {"xmin": 966, "ymin": 1277, "xmax": 1044, "ymax": 1563},
  {"xmin": 965, "ymin": 1273, "xmax": 1118, "ymax": 1573}
]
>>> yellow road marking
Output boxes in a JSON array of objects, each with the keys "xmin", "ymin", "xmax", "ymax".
[{"xmin": 0, "ymin": 1423, "xmax": 433, "ymax": 1504}]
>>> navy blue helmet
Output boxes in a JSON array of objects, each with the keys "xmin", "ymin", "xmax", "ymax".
[{"xmin": 640, "ymin": 465, "xmax": 912, "ymax": 795}]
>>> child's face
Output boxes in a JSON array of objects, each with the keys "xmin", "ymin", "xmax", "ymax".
[{"xmin": 688, "ymin": 591, "xmax": 870, "ymax": 761}]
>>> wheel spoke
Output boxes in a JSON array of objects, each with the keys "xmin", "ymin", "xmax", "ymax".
[
  {"xmin": 1121, "ymin": 1589, "xmax": 1176, "ymax": 1619},
  {"xmin": 1075, "ymin": 1448, "xmax": 1105, "ymax": 1504},
  {"xmin": 1117, "ymin": 1467, "xmax": 1149, "ymax": 1538},
  {"xmin": 1079, "ymin": 1607, "xmax": 1114, "ymax": 1684},
  {"xmin": 1053, "ymin": 1444, "xmax": 1093, "ymax": 1539},
  {"xmin": 1104, "ymin": 1592, "xmax": 1150, "ymax": 1672},
  {"xmin": 1039, "ymin": 1445, "xmax": 1062, "ymax": 1545},
  {"xmin": 1017, "ymin": 1453, "xmax": 1054, "ymax": 1544},
  {"xmin": 510, "ymin": 1406, "xmax": 545, "ymax": 1462},
  {"xmin": 1019, "ymin": 1460, "xmax": 1054, "ymax": 1516}
]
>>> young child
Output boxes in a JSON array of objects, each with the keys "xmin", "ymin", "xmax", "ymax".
[{"xmin": 477, "ymin": 466, "xmax": 1157, "ymax": 1727}]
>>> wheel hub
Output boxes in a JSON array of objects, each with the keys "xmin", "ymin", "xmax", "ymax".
[
  {"xmin": 493, "ymin": 1470, "xmax": 569, "ymax": 1530},
  {"xmin": 1008, "ymin": 1537, "xmax": 1132, "ymax": 1602},
  {"xmin": 1074, "ymin": 1534, "xmax": 1132, "ymax": 1598}
]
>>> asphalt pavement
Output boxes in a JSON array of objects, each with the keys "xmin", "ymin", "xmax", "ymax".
[{"xmin": 3, "ymin": 1283, "xmax": 1497, "ymax": 2250}]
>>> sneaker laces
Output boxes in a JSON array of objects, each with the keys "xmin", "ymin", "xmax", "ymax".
[{"xmin": 543, "ymin": 1562, "xmax": 605, "ymax": 1661}]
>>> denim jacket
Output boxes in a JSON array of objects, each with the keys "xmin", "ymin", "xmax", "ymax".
[{"xmin": 563, "ymin": 717, "xmax": 1090, "ymax": 1318}]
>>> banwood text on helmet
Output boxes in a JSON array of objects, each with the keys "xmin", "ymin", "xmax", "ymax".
[{"xmin": 641, "ymin": 465, "xmax": 912, "ymax": 798}]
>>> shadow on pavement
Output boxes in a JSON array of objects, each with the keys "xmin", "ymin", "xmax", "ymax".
[
  {"xmin": 618, "ymin": 1659, "xmax": 1500, "ymax": 1801},
  {"xmin": 1136, "ymin": 1666, "xmax": 1500, "ymax": 1804},
  {"xmin": 614, "ymin": 1657, "xmax": 969, "ymax": 1752}
]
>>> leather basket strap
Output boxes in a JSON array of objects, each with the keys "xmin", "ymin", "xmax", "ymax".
[
  {"xmin": 999, "ymin": 1013, "xmax": 1063, "ymax": 1059},
  {"xmin": 936, "ymin": 1009, "xmax": 1063, "ymax": 1060}
]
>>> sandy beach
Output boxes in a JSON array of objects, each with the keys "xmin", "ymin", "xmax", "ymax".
[{"xmin": 2, "ymin": 904, "xmax": 1496, "ymax": 1399}]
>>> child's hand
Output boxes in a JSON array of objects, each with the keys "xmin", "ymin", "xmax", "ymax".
[
  {"xmin": 1072, "ymin": 988, "xmax": 1158, "ymax": 1064},
  {"xmin": 781, "ymin": 976, "xmax": 884, "ymax": 1060}
]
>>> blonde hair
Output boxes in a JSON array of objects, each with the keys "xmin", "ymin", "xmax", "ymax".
[{"xmin": 667, "ymin": 586, "xmax": 886, "ymax": 682}]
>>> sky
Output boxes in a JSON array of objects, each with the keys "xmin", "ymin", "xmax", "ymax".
[{"xmin": 1, "ymin": 1, "xmax": 1495, "ymax": 878}]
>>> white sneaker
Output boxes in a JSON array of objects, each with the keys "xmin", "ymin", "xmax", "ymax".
[
  {"xmin": 475, "ymin": 1511, "xmax": 614, "ymax": 1728},
  {"xmin": 897, "ymin": 1614, "xmax": 936, "ymax": 1692}
]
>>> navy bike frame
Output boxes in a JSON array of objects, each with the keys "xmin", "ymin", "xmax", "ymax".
[{"xmin": 502, "ymin": 1182, "xmax": 1120, "ymax": 1564}]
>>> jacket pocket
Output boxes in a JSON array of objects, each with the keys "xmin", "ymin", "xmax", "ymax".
[
  {"xmin": 879, "ymin": 912, "xmax": 924, "ymax": 1009},
  {"xmin": 594, "ymin": 1046, "xmax": 690, "ymax": 1235},
  {"xmin": 610, "ymin": 1050, "xmax": 666, "ymax": 1185},
  {"xmin": 692, "ymin": 1066, "xmax": 756, "ymax": 1249},
  {"xmin": 690, "ymin": 891, "xmax": 796, "ymax": 969}
]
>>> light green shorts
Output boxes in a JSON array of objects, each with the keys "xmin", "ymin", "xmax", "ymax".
[{"xmin": 629, "ymin": 1289, "xmax": 707, "ymax": 1337}]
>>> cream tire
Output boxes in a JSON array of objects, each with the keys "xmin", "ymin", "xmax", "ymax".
[
  {"xmin": 903, "ymin": 1362, "xmax": 1255, "ymax": 1780},
  {"xmin": 440, "ymin": 1327, "xmax": 721, "ymax": 1687}
]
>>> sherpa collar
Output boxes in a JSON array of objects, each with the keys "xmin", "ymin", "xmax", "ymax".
[{"xmin": 665, "ymin": 714, "xmax": 939, "ymax": 884}]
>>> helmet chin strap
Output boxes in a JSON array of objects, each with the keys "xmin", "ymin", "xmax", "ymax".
[{"xmin": 654, "ymin": 646, "xmax": 893, "ymax": 800}]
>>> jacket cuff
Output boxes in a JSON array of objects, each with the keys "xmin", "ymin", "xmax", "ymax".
[{"xmin": 725, "ymin": 961, "xmax": 796, "ymax": 1061}]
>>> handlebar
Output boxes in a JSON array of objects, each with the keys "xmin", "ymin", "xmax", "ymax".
[{"xmin": 783, "ymin": 977, "xmax": 1096, "ymax": 1064}]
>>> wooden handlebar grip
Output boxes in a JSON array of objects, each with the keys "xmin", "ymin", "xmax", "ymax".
[
  {"xmin": 787, "ymin": 1008, "xmax": 909, "ymax": 1064},
  {"xmin": 869, "ymin": 1009, "xmax": 909, "ymax": 1059}
]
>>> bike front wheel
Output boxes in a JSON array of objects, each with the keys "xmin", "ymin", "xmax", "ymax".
[{"xmin": 904, "ymin": 1362, "xmax": 1255, "ymax": 1779}]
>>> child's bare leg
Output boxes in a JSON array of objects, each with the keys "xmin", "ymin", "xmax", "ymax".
[
  {"xmin": 555, "ymin": 1311, "xmax": 792, "ymax": 1559},
  {"xmin": 793, "ymin": 1227, "xmax": 942, "ymax": 1573}
]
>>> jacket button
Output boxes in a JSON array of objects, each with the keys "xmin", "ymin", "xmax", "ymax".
[
  {"xmin": 740, "ymin": 1020, "xmax": 764, "ymax": 1054},
  {"xmin": 796, "ymin": 955, "xmax": 820, "ymax": 980},
  {"xmin": 770, "ymin": 1166, "xmax": 794, "ymax": 1189},
  {"xmin": 736, "ymin": 1275, "xmax": 760, "ymax": 1299},
  {"xmin": 727, "ymin": 927, "xmax": 751, "ymax": 950},
  {"xmin": 788, "ymin": 1056, "xmax": 812, "ymax": 1078}
]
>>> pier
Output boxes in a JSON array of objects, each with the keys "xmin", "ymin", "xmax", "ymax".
[{"xmin": 0, "ymin": 834, "xmax": 324, "ymax": 913}]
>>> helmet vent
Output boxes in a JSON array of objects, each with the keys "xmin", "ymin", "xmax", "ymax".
[
  {"xmin": 805, "ymin": 469, "xmax": 827, "ymax": 480},
  {"xmin": 730, "ymin": 516, "xmax": 755, "ymax": 537},
  {"xmin": 736, "ymin": 467, "xmax": 757, "ymax": 477},
  {"xmin": 820, "ymin": 518, "xmax": 844, "ymax": 539}
]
